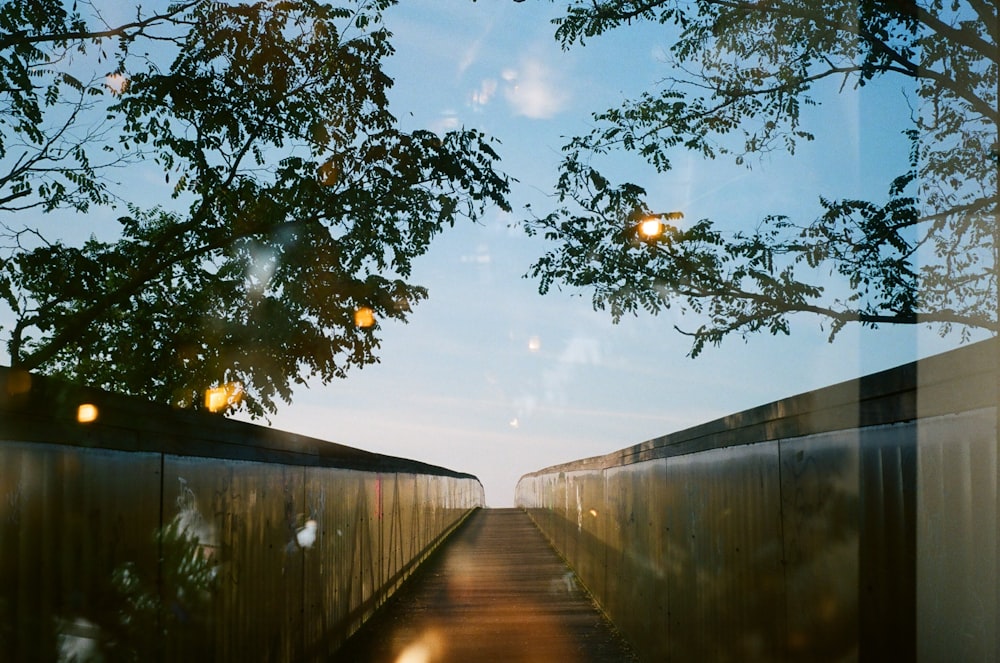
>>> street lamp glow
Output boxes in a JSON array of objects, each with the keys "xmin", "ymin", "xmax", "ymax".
[
  {"xmin": 638, "ymin": 218, "xmax": 664, "ymax": 239},
  {"xmin": 637, "ymin": 211, "xmax": 684, "ymax": 241}
]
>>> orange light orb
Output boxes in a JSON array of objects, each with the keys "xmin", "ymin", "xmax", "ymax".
[
  {"xmin": 77, "ymin": 403, "xmax": 99, "ymax": 423},
  {"xmin": 204, "ymin": 382, "xmax": 243, "ymax": 413},
  {"xmin": 354, "ymin": 306, "xmax": 376, "ymax": 328}
]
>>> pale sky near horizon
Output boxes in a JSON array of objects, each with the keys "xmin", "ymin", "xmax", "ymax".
[
  {"xmin": 243, "ymin": 0, "xmax": 985, "ymax": 506},
  {"xmin": 4, "ymin": 1, "xmax": 987, "ymax": 507}
]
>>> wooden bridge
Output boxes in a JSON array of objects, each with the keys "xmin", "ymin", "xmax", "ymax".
[
  {"xmin": 333, "ymin": 509, "xmax": 636, "ymax": 662},
  {"xmin": 4, "ymin": 342, "xmax": 998, "ymax": 661}
]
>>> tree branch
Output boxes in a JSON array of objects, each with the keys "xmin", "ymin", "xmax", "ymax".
[{"xmin": 0, "ymin": 2, "xmax": 202, "ymax": 51}]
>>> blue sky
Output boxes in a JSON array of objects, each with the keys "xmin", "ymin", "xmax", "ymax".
[
  {"xmin": 4, "ymin": 1, "xmax": 984, "ymax": 506},
  {"xmin": 244, "ymin": 0, "xmax": 982, "ymax": 506}
]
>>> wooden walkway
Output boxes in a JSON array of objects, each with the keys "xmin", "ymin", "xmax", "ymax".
[{"xmin": 333, "ymin": 508, "xmax": 637, "ymax": 662}]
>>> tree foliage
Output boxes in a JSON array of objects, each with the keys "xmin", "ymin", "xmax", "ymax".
[
  {"xmin": 0, "ymin": 0, "xmax": 509, "ymax": 416},
  {"xmin": 525, "ymin": 0, "xmax": 997, "ymax": 355}
]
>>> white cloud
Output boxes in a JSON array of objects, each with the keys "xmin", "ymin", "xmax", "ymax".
[
  {"xmin": 502, "ymin": 59, "xmax": 570, "ymax": 119},
  {"xmin": 470, "ymin": 78, "xmax": 498, "ymax": 108},
  {"xmin": 541, "ymin": 336, "xmax": 601, "ymax": 406},
  {"xmin": 432, "ymin": 112, "xmax": 460, "ymax": 133},
  {"xmin": 460, "ymin": 253, "xmax": 492, "ymax": 264},
  {"xmin": 473, "ymin": 243, "xmax": 492, "ymax": 263},
  {"xmin": 457, "ymin": 40, "xmax": 482, "ymax": 78},
  {"xmin": 557, "ymin": 336, "xmax": 602, "ymax": 365}
]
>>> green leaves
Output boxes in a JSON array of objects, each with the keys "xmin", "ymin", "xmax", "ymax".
[
  {"xmin": 526, "ymin": 0, "xmax": 996, "ymax": 354},
  {"xmin": 3, "ymin": 1, "xmax": 510, "ymax": 416},
  {"xmin": 0, "ymin": 1, "xmax": 190, "ymax": 213}
]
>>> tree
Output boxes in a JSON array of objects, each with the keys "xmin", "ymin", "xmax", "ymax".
[
  {"xmin": 0, "ymin": 0, "xmax": 509, "ymax": 417},
  {"xmin": 524, "ymin": 0, "xmax": 997, "ymax": 356}
]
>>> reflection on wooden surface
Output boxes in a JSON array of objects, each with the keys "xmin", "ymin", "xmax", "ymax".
[
  {"xmin": 334, "ymin": 509, "xmax": 638, "ymax": 662},
  {"xmin": 0, "ymin": 367, "xmax": 484, "ymax": 661}
]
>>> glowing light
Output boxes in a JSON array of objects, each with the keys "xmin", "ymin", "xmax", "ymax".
[
  {"xmin": 396, "ymin": 642, "xmax": 433, "ymax": 663},
  {"xmin": 394, "ymin": 629, "xmax": 444, "ymax": 663},
  {"xmin": 353, "ymin": 306, "xmax": 375, "ymax": 328},
  {"xmin": 527, "ymin": 336, "xmax": 541, "ymax": 352},
  {"xmin": 76, "ymin": 403, "xmax": 99, "ymax": 423},
  {"xmin": 246, "ymin": 247, "xmax": 277, "ymax": 295},
  {"xmin": 589, "ymin": 508, "xmax": 599, "ymax": 518},
  {"xmin": 204, "ymin": 388, "xmax": 227, "ymax": 412},
  {"xmin": 638, "ymin": 211, "xmax": 684, "ymax": 240},
  {"xmin": 204, "ymin": 382, "xmax": 243, "ymax": 413},
  {"xmin": 638, "ymin": 218, "xmax": 664, "ymax": 239}
]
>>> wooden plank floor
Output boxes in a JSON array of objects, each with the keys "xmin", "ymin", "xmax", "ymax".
[{"xmin": 332, "ymin": 508, "xmax": 637, "ymax": 662}]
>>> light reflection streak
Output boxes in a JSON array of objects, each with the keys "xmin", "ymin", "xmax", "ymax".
[{"xmin": 394, "ymin": 629, "xmax": 444, "ymax": 663}]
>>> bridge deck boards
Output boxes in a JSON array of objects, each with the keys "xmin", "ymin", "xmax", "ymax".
[{"xmin": 333, "ymin": 508, "xmax": 636, "ymax": 662}]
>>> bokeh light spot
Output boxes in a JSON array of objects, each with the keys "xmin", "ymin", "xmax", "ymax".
[
  {"xmin": 77, "ymin": 403, "xmax": 99, "ymax": 423},
  {"xmin": 354, "ymin": 307, "xmax": 376, "ymax": 328}
]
